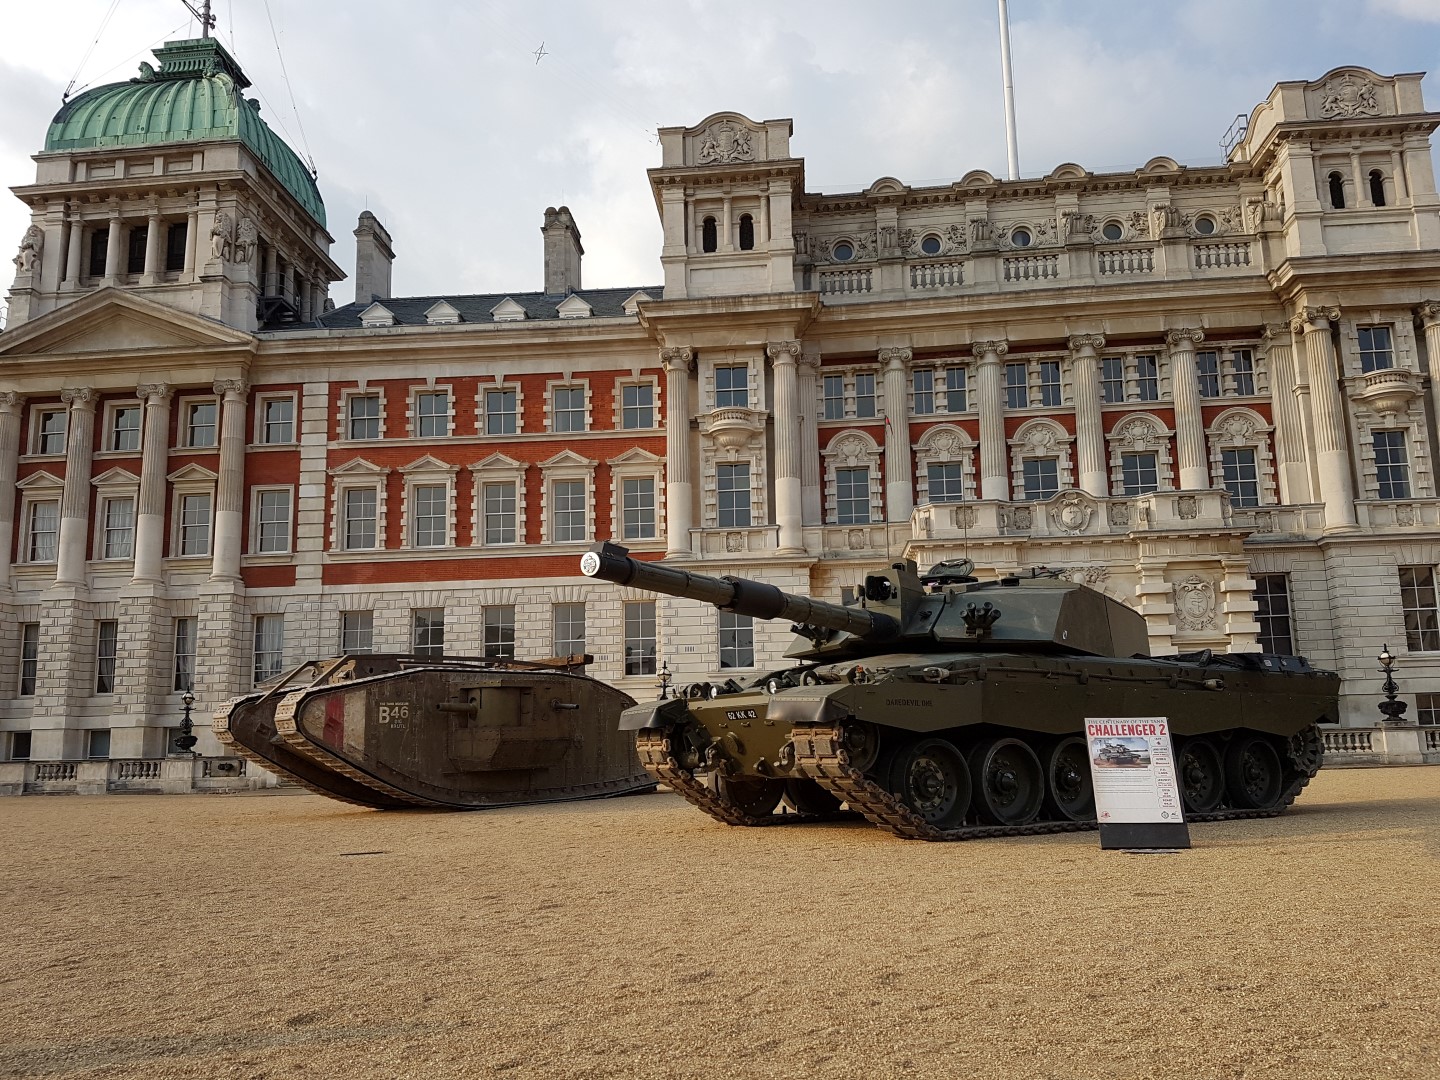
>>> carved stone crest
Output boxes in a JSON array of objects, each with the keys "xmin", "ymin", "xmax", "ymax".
[
  {"xmin": 1051, "ymin": 491, "xmax": 1094, "ymax": 534},
  {"xmin": 846, "ymin": 529, "xmax": 866, "ymax": 550},
  {"xmin": 697, "ymin": 119, "xmax": 755, "ymax": 164},
  {"xmin": 1177, "ymin": 495, "xmax": 1199, "ymax": 520},
  {"xmin": 1319, "ymin": 73, "xmax": 1380, "ymax": 119},
  {"xmin": 725, "ymin": 531, "xmax": 744, "ymax": 552},
  {"xmin": 1127, "ymin": 210, "xmax": 1152, "ymax": 239},
  {"xmin": 1397, "ymin": 504, "xmax": 1416, "ymax": 527},
  {"xmin": 1108, "ymin": 502, "xmax": 1132, "ymax": 527},
  {"xmin": 954, "ymin": 505, "xmax": 977, "ymax": 530},
  {"xmin": 1175, "ymin": 574, "xmax": 1217, "ymax": 631}
]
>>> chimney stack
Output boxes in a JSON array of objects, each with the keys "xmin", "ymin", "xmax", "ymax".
[
  {"xmin": 353, "ymin": 211, "xmax": 394, "ymax": 303},
  {"xmin": 542, "ymin": 206, "xmax": 583, "ymax": 295}
]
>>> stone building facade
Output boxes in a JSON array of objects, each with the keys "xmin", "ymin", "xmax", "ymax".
[{"xmin": 2, "ymin": 39, "xmax": 1440, "ymax": 793}]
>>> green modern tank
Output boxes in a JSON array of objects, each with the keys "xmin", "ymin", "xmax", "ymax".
[{"xmin": 579, "ymin": 542, "xmax": 1338, "ymax": 841}]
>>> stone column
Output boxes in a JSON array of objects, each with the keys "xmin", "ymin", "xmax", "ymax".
[
  {"xmin": 64, "ymin": 212, "xmax": 83, "ymax": 287},
  {"xmin": 1293, "ymin": 306, "xmax": 1357, "ymax": 529},
  {"xmin": 1260, "ymin": 323, "xmax": 1311, "ymax": 504},
  {"xmin": 767, "ymin": 341, "xmax": 805, "ymax": 552},
  {"xmin": 55, "ymin": 387, "xmax": 96, "ymax": 586},
  {"xmin": 1068, "ymin": 334, "xmax": 1108, "ymax": 496},
  {"xmin": 209, "ymin": 379, "xmax": 248, "ymax": 582},
  {"xmin": 973, "ymin": 340, "xmax": 1010, "ymax": 500},
  {"xmin": 1166, "ymin": 329, "xmax": 1210, "ymax": 490},
  {"xmin": 798, "ymin": 352, "xmax": 822, "ymax": 526},
  {"xmin": 0, "ymin": 393, "xmax": 24, "ymax": 590},
  {"xmin": 103, "ymin": 211, "xmax": 123, "ymax": 284},
  {"xmin": 141, "ymin": 208, "xmax": 162, "ymax": 285},
  {"xmin": 132, "ymin": 383, "xmax": 173, "ymax": 585},
  {"xmin": 1417, "ymin": 302, "xmax": 1440, "ymax": 428},
  {"xmin": 661, "ymin": 348, "xmax": 694, "ymax": 558},
  {"xmin": 184, "ymin": 206, "xmax": 199, "ymax": 280},
  {"xmin": 880, "ymin": 347, "xmax": 914, "ymax": 521}
]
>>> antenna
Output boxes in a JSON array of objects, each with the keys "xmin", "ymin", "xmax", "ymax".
[
  {"xmin": 183, "ymin": 0, "xmax": 216, "ymax": 38},
  {"xmin": 997, "ymin": 0, "xmax": 1020, "ymax": 181}
]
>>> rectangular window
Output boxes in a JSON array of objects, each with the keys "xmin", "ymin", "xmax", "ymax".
[
  {"xmin": 415, "ymin": 391, "xmax": 450, "ymax": 438},
  {"xmin": 173, "ymin": 617, "xmax": 195, "ymax": 691},
  {"xmin": 126, "ymin": 226, "xmax": 146, "ymax": 275},
  {"xmin": 483, "ymin": 482, "xmax": 517, "ymax": 544},
  {"xmin": 1374, "ymin": 430, "xmax": 1411, "ymax": 499},
  {"xmin": 19, "ymin": 622, "xmax": 39, "ymax": 697},
  {"xmin": 1005, "ymin": 363, "xmax": 1029, "ymax": 409},
  {"xmin": 622, "ymin": 477, "xmax": 656, "ymax": 540},
  {"xmin": 1221, "ymin": 448, "xmax": 1260, "ymax": 507},
  {"xmin": 255, "ymin": 489, "xmax": 292, "ymax": 553},
  {"xmin": 854, "ymin": 373, "xmax": 877, "ymax": 418},
  {"xmin": 717, "ymin": 463, "xmax": 752, "ymax": 528},
  {"xmin": 340, "ymin": 611, "xmax": 374, "ymax": 654},
  {"xmin": 253, "ymin": 614, "xmax": 285, "ymax": 684},
  {"xmin": 347, "ymin": 394, "xmax": 381, "ymax": 440},
  {"xmin": 1358, "ymin": 325, "xmax": 1395, "ymax": 373},
  {"xmin": 412, "ymin": 608, "xmax": 445, "ymax": 658},
  {"xmin": 102, "ymin": 496, "xmax": 135, "ymax": 559},
  {"xmin": 552, "ymin": 386, "xmax": 585, "ymax": 433},
  {"xmin": 715, "ymin": 365, "xmax": 749, "ymax": 408},
  {"xmin": 1136, "ymin": 355, "xmax": 1159, "ymax": 401},
  {"xmin": 9, "ymin": 731, "xmax": 32, "ymax": 761},
  {"xmin": 624, "ymin": 601, "xmax": 656, "ymax": 676},
  {"xmin": 1022, "ymin": 458, "xmax": 1059, "ymax": 501},
  {"xmin": 483, "ymin": 606, "xmax": 516, "ymax": 659},
  {"xmin": 945, "ymin": 367, "xmax": 967, "ymax": 413},
  {"xmin": 261, "ymin": 398, "xmax": 294, "ymax": 444},
  {"xmin": 823, "ymin": 374, "xmax": 845, "ymax": 420},
  {"xmin": 342, "ymin": 488, "xmax": 378, "ymax": 550},
  {"xmin": 1418, "ymin": 693, "xmax": 1440, "ymax": 726},
  {"xmin": 621, "ymin": 383, "xmax": 654, "ymax": 429},
  {"xmin": 27, "ymin": 500, "xmax": 59, "ymax": 562},
  {"xmin": 1196, "ymin": 352, "xmax": 1221, "ymax": 398},
  {"xmin": 1101, "ymin": 358, "xmax": 1125, "ymax": 403},
  {"xmin": 484, "ymin": 389, "xmax": 517, "ymax": 435},
  {"xmin": 1254, "ymin": 575, "xmax": 1294, "ymax": 656},
  {"xmin": 1038, "ymin": 361, "xmax": 1062, "ymax": 407},
  {"xmin": 1230, "ymin": 350, "xmax": 1256, "ymax": 396},
  {"xmin": 836, "ymin": 467, "xmax": 870, "ymax": 524},
  {"xmin": 1120, "ymin": 452, "xmax": 1158, "ymax": 496},
  {"xmin": 110, "ymin": 406, "xmax": 141, "ymax": 452},
  {"xmin": 552, "ymin": 480, "xmax": 586, "ymax": 542},
  {"xmin": 1399, "ymin": 566, "xmax": 1440, "ymax": 652},
  {"xmin": 553, "ymin": 603, "xmax": 585, "ymax": 657},
  {"xmin": 927, "ymin": 462, "xmax": 965, "ymax": 503},
  {"xmin": 88, "ymin": 229, "xmax": 107, "ymax": 278},
  {"xmin": 87, "ymin": 729, "xmax": 111, "ymax": 759},
  {"xmin": 95, "ymin": 620, "xmax": 118, "ymax": 694},
  {"xmin": 185, "ymin": 401, "xmax": 217, "ymax": 447},
  {"xmin": 179, "ymin": 493, "xmax": 211, "ymax": 556},
  {"xmin": 718, "ymin": 611, "xmax": 754, "ymax": 669},
  {"xmin": 165, "ymin": 221, "xmax": 187, "ymax": 272},
  {"xmin": 37, "ymin": 408, "xmax": 66, "ymax": 455},
  {"xmin": 913, "ymin": 370, "xmax": 935, "ymax": 415},
  {"xmin": 410, "ymin": 484, "xmax": 448, "ymax": 547}
]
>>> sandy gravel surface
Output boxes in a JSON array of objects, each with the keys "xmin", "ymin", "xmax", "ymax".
[{"xmin": 2, "ymin": 767, "xmax": 1437, "ymax": 1080}]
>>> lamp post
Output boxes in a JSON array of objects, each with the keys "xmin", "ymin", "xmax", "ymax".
[
  {"xmin": 1377, "ymin": 645, "xmax": 1408, "ymax": 724},
  {"xmin": 655, "ymin": 661, "xmax": 673, "ymax": 701},
  {"xmin": 174, "ymin": 690, "xmax": 199, "ymax": 753}
]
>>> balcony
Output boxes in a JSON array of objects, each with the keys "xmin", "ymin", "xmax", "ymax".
[{"xmin": 1348, "ymin": 367, "xmax": 1422, "ymax": 420}]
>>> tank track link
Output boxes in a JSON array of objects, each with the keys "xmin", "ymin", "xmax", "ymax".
[{"xmin": 211, "ymin": 701, "xmax": 385, "ymax": 808}]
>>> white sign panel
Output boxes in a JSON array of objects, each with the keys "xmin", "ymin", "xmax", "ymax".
[{"xmin": 1084, "ymin": 717, "xmax": 1189, "ymax": 848}]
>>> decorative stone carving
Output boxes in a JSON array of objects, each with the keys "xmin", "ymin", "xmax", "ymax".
[
  {"xmin": 969, "ymin": 218, "xmax": 993, "ymax": 245},
  {"xmin": 1071, "ymin": 565, "xmax": 1109, "ymax": 586},
  {"xmin": 954, "ymin": 505, "xmax": 977, "ymax": 530},
  {"xmin": 136, "ymin": 382, "xmax": 173, "ymax": 403},
  {"xmin": 846, "ymin": 529, "xmax": 866, "ymax": 550},
  {"xmin": 660, "ymin": 346, "xmax": 694, "ymax": 372},
  {"xmin": 1291, "ymin": 306, "xmax": 1340, "ymax": 335},
  {"xmin": 1319, "ymin": 73, "xmax": 1380, "ymax": 119},
  {"xmin": 766, "ymin": 340, "xmax": 801, "ymax": 364},
  {"xmin": 1177, "ymin": 495, "xmax": 1199, "ymax": 520},
  {"xmin": 943, "ymin": 224, "xmax": 968, "ymax": 252},
  {"xmin": 828, "ymin": 433, "xmax": 874, "ymax": 466},
  {"xmin": 1397, "ymin": 504, "xmax": 1416, "ymax": 526},
  {"xmin": 1063, "ymin": 212, "xmax": 1093, "ymax": 240},
  {"xmin": 12, "ymin": 225, "xmax": 42, "ymax": 272},
  {"xmin": 1166, "ymin": 328, "xmax": 1205, "ymax": 349},
  {"xmin": 1152, "ymin": 204, "xmax": 1184, "ymax": 236},
  {"xmin": 210, "ymin": 210, "xmax": 235, "ymax": 262},
  {"xmin": 1107, "ymin": 501, "xmax": 1131, "ymax": 527},
  {"xmin": 1068, "ymin": 333, "xmax": 1106, "ymax": 354},
  {"xmin": 929, "ymin": 428, "xmax": 967, "ymax": 458},
  {"xmin": 1217, "ymin": 205, "xmax": 1244, "ymax": 234},
  {"xmin": 725, "ymin": 532, "xmax": 744, "ymax": 552},
  {"xmin": 234, "ymin": 216, "xmax": 258, "ymax": 264},
  {"xmin": 878, "ymin": 346, "xmax": 912, "ymax": 368},
  {"xmin": 697, "ymin": 119, "xmax": 755, "ymax": 164},
  {"xmin": 60, "ymin": 387, "xmax": 95, "ymax": 408},
  {"xmin": 971, "ymin": 340, "xmax": 1009, "ymax": 360},
  {"xmin": 1217, "ymin": 412, "xmax": 1258, "ymax": 443},
  {"xmin": 0, "ymin": 391, "xmax": 24, "ymax": 413},
  {"xmin": 1051, "ymin": 491, "xmax": 1095, "ymax": 533},
  {"xmin": 1127, "ymin": 210, "xmax": 1152, "ymax": 239},
  {"xmin": 213, "ymin": 378, "xmax": 248, "ymax": 397},
  {"xmin": 1175, "ymin": 574, "xmax": 1217, "ymax": 631},
  {"xmin": 1012, "ymin": 506, "xmax": 1032, "ymax": 529}
]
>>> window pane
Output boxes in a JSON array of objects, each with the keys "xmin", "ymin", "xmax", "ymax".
[
  {"xmin": 347, "ymin": 394, "xmax": 381, "ymax": 440},
  {"xmin": 485, "ymin": 389, "xmax": 517, "ymax": 435},
  {"xmin": 622, "ymin": 477, "xmax": 656, "ymax": 540},
  {"xmin": 483, "ymin": 482, "xmax": 517, "ymax": 544},
  {"xmin": 253, "ymin": 614, "xmax": 285, "ymax": 684},
  {"xmin": 553, "ymin": 386, "xmax": 585, "ymax": 433},
  {"xmin": 854, "ymin": 373, "xmax": 876, "ymax": 418},
  {"xmin": 111, "ymin": 406, "xmax": 141, "ymax": 452},
  {"xmin": 483, "ymin": 606, "xmax": 516, "ymax": 659},
  {"xmin": 717, "ymin": 464, "xmax": 751, "ymax": 528},
  {"xmin": 1022, "ymin": 458, "xmax": 1059, "ymax": 501},
  {"xmin": 1005, "ymin": 363, "xmax": 1028, "ymax": 409},
  {"xmin": 180, "ymin": 493, "xmax": 212, "ymax": 555},
  {"xmin": 718, "ymin": 611, "xmax": 754, "ymax": 669},
  {"xmin": 1229, "ymin": 350, "xmax": 1256, "ymax": 396},
  {"xmin": 411, "ymin": 484, "xmax": 448, "ymax": 547},
  {"xmin": 416, "ymin": 392, "xmax": 449, "ymax": 437},
  {"xmin": 95, "ymin": 620, "xmax": 118, "ymax": 694},
  {"xmin": 1196, "ymin": 353, "xmax": 1220, "ymax": 398},
  {"xmin": 343, "ymin": 488, "xmax": 378, "ymax": 549},
  {"xmin": 38, "ymin": 410, "xmax": 67, "ymax": 455},
  {"xmin": 1374, "ymin": 430, "xmax": 1411, "ymax": 500},
  {"xmin": 1121, "ymin": 452, "xmax": 1158, "ymax": 496},
  {"xmin": 1254, "ymin": 574, "xmax": 1294, "ymax": 656},
  {"xmin": 621, "ymin": 383, "xmax": 654, "ymax": 429},
  {"xmin": 257, "ymin": 490, "xmax": 291, "ymax": 553},
  {"xmin": 553, "ymin": 603, "xmax": 586, "ymax": 657},
  {"xmin": 1136, "ymin": 355, "xmax": 1159, "ymax": 401},
  {"xmin": 28, "ymin": 501, "xmax": 59, "ymax": 561},
  {"xmin": 823, "ymin": 375, "xmax": 845, "ymax": 420},
  {"xmin": 19, "ymin": 622, "xmax": 39, "ymax": 696},
  {"xmin": 1399, "ymin": 566, "xmax": 1440, "ymax": 652},
  {"xmin": 413, "ymin": 608, "xmax": 445, "ymax": 658},
  {"xmin": 836, "ymin": 467, "xmax": 870, "ymax": 524},
  {"xmin": 1101, "ymin": 358, "xmax": 1125, "ymax": 403},
  {"xmin": 624, "ymin": 601, "xmax": 656, "ymax": 675},
  {"xmin": 945, "ymin": 368, "xmax": 967, "ymax": 413},
  {"xmin": 187, "ymin": 402, "xmax": 217, "ymax": 447},
  {"xmin": 1359, "ymin": 326, "xmax": 1394, "ymax": 373},
  {"xmin": 927, "ymin": 463, "xmax": 965, "ymax": 503},
  {"xmin": 88, "ymin": 730, "xmax": 111, "ymax": 759},
  {"xmin": 262, "ymin": 398, "xmax": 294, "ymax": 444},
  {"xmin": 913, "ymin": 370, "xmax": 934, "ymax": 415},
  {"xmin": 1221, "ymin": 448, "xmax": 1259, "ymax": 507},
  {"xmin": 103, "ymin": 497, "xmax": 135, "ymax": 559},
  {"xmin": 173, "ymin": 617, "xmax": 196, "ymax": 691},
  {"xmin": 1038, "ymin": 361, "xmax": 1061, "ymax": 407},
  {"xmin": 715, "ymin": 366, "xmax": 749, "ymax": 408},
  {"xmin": 552, "ymin": 480, "xmax": 586, "ymax": 542},
  {"xmin": 340, "ymin": 612, "xmax": 374, "ymax": 654}
]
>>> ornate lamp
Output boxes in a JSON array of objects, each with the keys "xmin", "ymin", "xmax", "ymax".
[
  {"xmin": 174, "ymin": 690, "xmax": 199, "ymax": 753},
  {"xmin": 655, "ymin": 661, "xmax": 673, "ymax": 701},
  {"xmin": 1377, "ymin": 645, "xmax": 1408, "ymax": 724}
]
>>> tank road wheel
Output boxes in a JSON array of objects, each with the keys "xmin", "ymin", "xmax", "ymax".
[
  {"xmin": 1042, "ymin": 737, "xmax": 1095, "ymax": 822},
  {"xmin": 891, "ymin": 738, "xmax": 971, "ymax": 829},
  {"xmin": 1224, "ymin": 734, "xmax": 1284, "ymax": 811},
  {"xmin": 783, "ymin": 777, "xmax": 843, "ymax": 816},
  {"xmin": 838, "ymin": 721, "xmax": 882, "ymax": 775},
  {"xmin": 1177, "ymin": 738, "xmax": 1225, "ymax": 815},
  {"xmin": 968, "ymin": 737, "xmax": 1044, "ymax": 827},
  {"xmin": 715, "ymin": 775, "xmax": 785, "ymax": 818}
]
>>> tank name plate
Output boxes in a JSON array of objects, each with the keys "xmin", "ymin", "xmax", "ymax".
[
  {"xmin": 885, "ymin": 698, "xmax": 930, "ymax": 707},
  {"xmin": 1090, "ymin": 721, "xmax": 1166, "ymax": 737},
  {"xmin": 725, "ymin": 709, "xmax": 759, "ymax": 721},
  {"xmin": 377, "ymin": 702, "xmax": 410, "ymax": 727}
]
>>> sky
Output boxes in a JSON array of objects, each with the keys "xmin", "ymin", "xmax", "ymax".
[{"xmin": 2, "ymin": 0, "xmax": 1440, "ymax": 313}]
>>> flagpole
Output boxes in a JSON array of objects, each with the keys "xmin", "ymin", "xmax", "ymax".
[{"xmin": 998, "ymin": 0, "xmax": 1020, "ymax": 181}]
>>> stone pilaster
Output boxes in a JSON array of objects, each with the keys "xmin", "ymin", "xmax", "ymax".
[
  {"xmin": 1293, "ymin": 306, "xmax": 1357, "ymax": 529},
  {"xmin": 55, "ymin": 387, "xmax": 96, "ymax": 587},
  {"xmin": 767, "ymin": 340, "xmax": 805, "ymax": 552},
  {"xmin": 1260, "ymin": 323, "xmax": 1311, "ymax": 504},
  {"xmin": 880, "ymin": 347, "xmax": 914, "ymax": 521},
  {"xmin": 0, "ymin": 392, "xmax": 24, "ymax": 591},
  {"xmin": 1068, "ymin": 334, "xmax": 1108, "ymax": 496},
  {"xmin": 210, "ymin": 379, "xmax": 248, "ymax": 582},
  {"xmin": 1166, "ymin": 329, "xmax": 1209, "ymax": 490},
  {"xmin": 1417, "ymin": 302, "xmax": 1440, "ymax": 434},
  {"xmin": 798, "ymin": 351, "xmax": 822, "ymax": 526},
  {"xmin": 661, "ymin": 347, "xmax": 694, "ymax": 558},
  {"xmin": 973, "ymin": 340, "xmax": 1010, "ymax": 500},
  {"xmin": 132, "ymin": 383, "xmax": 172, "ymax": 585}
]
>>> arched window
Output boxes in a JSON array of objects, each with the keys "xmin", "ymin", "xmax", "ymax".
[
  {"xmin": 1328, "ymin": 172, "xmax": 1346, "ymax": 210},
  {"xmin": 701, "ymin": 216, "xmax": 717, "ymax": 253},
  {"xmin": 1369, "ymin": 170, "xmax": 1387, "ymax": 207},
  {"xmin": 738, "ymin": 214, "xmax": 755, "ymax": 251}
]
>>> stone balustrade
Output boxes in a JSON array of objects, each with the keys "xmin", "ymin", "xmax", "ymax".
[
  {"xmin": 1321, "ymin": 725, "xmax": 1440, "ymax": 766},
  {"xmin": 0, "ymin": 757, "xmax": 271, "ymax": 796}
]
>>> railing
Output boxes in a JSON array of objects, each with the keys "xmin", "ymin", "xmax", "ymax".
[
  {"xmin": 1194, "ymin": 242, "xmax": 1251, "ymax": 269},
  {"xmin": 34, "ymin": 762, "xmax": 77, "ymax": 781},
  {"xmin": 818, "ymin": 268, "xmax": 872, "ymax": 295},
  {"xmin": 1426, "ymin": 729, "xmax": 1440, "ymax": 753},
  {"xmin": 909, "ymin": 261, "xmax": 964, "ymax": 289},
  {"xmin": 1003, "ymin": 254, "xmax": 1059, "ymax": 282},
  {"xmin": 1356, "ymin": 499, "xmax": 1440, "ymax": 530},
  {"xmin": 115, "ymin": 760, "xmax": 161, "ymax": 781},
  {"xmin": 203, "ymin": 758, "xmax": 247, "ymax": 778},
  {"xmin": 1323, "ymin": 729, "xmax": 1373, "ymax": 754},
  {"xmin": 1097, "ymin": 247, "xmax": 1154, "ymax": 276}
]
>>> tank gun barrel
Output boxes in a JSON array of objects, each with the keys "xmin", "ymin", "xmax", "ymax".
[{"xmin": 580, "ymin": 542, "xmax": 898, "ymax": 640}]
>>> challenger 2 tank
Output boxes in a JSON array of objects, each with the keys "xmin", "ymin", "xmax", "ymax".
[
  {"xmin": 214, "ymin": 653, "xmax": 653, "ymax": 810},
  {"xmin": 579, "ymin": 542, "xmax": 1338, "ymax": 841}
]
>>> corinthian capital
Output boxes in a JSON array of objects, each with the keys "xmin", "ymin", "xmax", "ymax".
[
  {"xmin": 60, "ymin": 387, "xmax": 95, "ymax": 409},
  {"xmin": 971, "ymin": 340, "xmax": 1008, "ymax": 361},
  {"xmin": 137, "ymin": 382, "xmax": 173, "ymax": 404},
  {"xmin": 659, "ymin": 346, "xmax": 693, "ymax": 373},
  {"xmin": 1291, "ymin": 306, "xmax": 1340, "ymax": 335},
  {"xmin": 1416, "ymin": 301, "xmax": 1440, "ymax": 328},
  {"xmin": 766, "ymin": 340, "xmax": 802, "ymax": 365},
  {"xmin": 1165, "ymin": 328, "xmax": 1205, "ymax": 350},
  {"xmin": 1068, "ymin": 334, "xmax": 1106, "ymax": 355},
  {"xmin": 212, "ymin": 378, "xmax": 249, "ymax": 398},
  {"xmin": 878, "ymin": 346, "xmax": 913, "ymax": 369}
]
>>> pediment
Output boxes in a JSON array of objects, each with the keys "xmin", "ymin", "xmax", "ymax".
[
  {"xmin": 328, "ymin": 457, "xmax": 388, "ymax": 477},
  {"xmin": 621, "ymin": 291, "xmax": 654, "ymax": 316},
  {"xmin": 470, "ymin": 452, "xmax": 527, "ymax": 472},
  {"xmin": 424, "ymin": 300, "xmax": 461, "ymax": 325},
  {"xmin": 556, "ymin": 294, "xmax": 593, "ymax": 319},
  {"xmin": 539, "ymin": 448, "xmax": 596, "ymax": 469},
  {"xmin": 166, "ymin": 463, "xmax": 218, "ymax": 483},
  {"xmin": 399, "ymin": 454, "xmax": 458, "ymax": 475},
  {"xmin": 92, "ymin": 466, "xmax": 142, "ymax": 487},
  {"xmin": 16, "ymin": 469, "xmax": 63, "ymax": 491},
  {"xmin": 491, "ymin": 298, "xmax": 527, "ymax": 322},
  {"xmin": 607, "ymin": 447, "xmax": 662, "ymax": 466},
  {"xmin": 359, "ymin": 302, "xmax": 395, "ymax": 328},
  {"xmin": 0, "ymin": 288, "xmax": 254, "ymax": 360}
]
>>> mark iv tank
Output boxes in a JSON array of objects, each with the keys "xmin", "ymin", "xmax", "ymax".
[
  {"xmin": 579, "ymin": 542, "xmax": 1338, "ymax": 841},
  {"xmin": 215, "ymin": 654, "xmax": 653, "ymax": 810}
]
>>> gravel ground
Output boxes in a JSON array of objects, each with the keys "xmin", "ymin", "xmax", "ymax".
[{"xmin": 2, "ymin": 766, "xmax": 1437, "ymax": 1080}]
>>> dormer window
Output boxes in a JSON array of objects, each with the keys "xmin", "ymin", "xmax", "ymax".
[
  {"xmin": 738, "ymin": 214, "xmax": 755, "ymax": 251},
  {"xmin": 702, "ymin": 216, "xmax": 718, "ymax": 253},
  {"xmin": 1328, "ymin": 172, "xmax": 1346, "ymax": 209},
  {"xmin": 1369, "ymin": 170, "xmax": 1387, "ymax": 207}
]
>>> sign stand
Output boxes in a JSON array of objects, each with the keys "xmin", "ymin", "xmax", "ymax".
[{"xmin": 1085, "ymin": 717, "xmax": 1191, "ymax": 851}]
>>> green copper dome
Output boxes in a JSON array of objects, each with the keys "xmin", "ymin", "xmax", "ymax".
[{"xmin": 45, "ymin": 38, "xmax": 325, "ymax": 227}]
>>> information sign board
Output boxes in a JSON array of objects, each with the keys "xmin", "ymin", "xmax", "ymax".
[{"xmin": 1084, "ymin": 717, "xmax": 1190, "ymax": 850}]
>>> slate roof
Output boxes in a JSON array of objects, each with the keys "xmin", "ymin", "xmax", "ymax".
[{"xmin": 304, "ymin": 287, "xmax": 663, "ymax": 331}]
